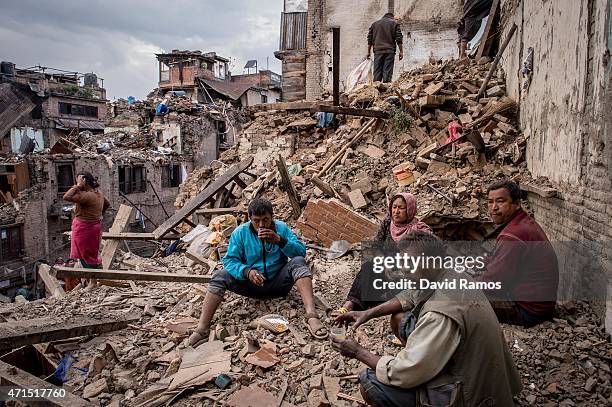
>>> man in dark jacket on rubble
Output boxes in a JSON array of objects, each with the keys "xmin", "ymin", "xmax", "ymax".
[{"xmin": 367, "ymin": 13, "xmax": 403, "ymax": 83}]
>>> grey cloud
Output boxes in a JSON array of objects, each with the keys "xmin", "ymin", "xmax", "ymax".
[{"xmin": 1, "ymin": 0, "xmax": 283, "ymax": 99}]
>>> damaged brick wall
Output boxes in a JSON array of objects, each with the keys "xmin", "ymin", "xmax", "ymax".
[
  {"xmin": 499, "ymin": 0, "xmax": 612, "ymax": 333},
  {"xmin": 237, "ymin": 121, "xmax": 296, "ymax": 167},
  {"xmin": 20, "ymin": 155, "xmax": 194, "ymax": 263},
  {"xmin": 297, "ymin": 198, "xmax": 378, "ymax": 246},
  {"xmin": 304, "ymin": 0, "xmax": 462, "ymax": 99}
]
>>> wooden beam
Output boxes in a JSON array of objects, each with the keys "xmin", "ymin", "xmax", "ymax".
[
  {"xmin": 152, "ymin": 157, "xmax": 253, "ymax": 240},
  {"xmin": 66, "ymin": 232, "xmax": 183, "ymax": 240},
  {"xmin": 0, "ymin": 360, "xmax": 93, "ymax": 406},
  {"xmin": 37, "ymin": 264, "xmax": 65, "ymax": 299},
  {"xmin": 54, "ymin": 266, "xmax": 213, "ymax": 284},
  {"xmin": 477, "ymin": 24, "xmax": 518, "ymax": 100},
  {"xmin": 0, "ymin": 314, "xmax": 139, "ymax": 352},
  {"xmin": 310, "ymin": 104, "xmax": 389, "ymax": 119},
  {"xmin": 250, "ymin": 101, "xmax": 316, "ymax": 111},
  {"xmin": 194, "ymin": 207, "xmax": 243, "ymax": 216},
  {"xmin": 317, "ymin": 118, "xmax": 377, "ymax": 177},
  {"xmin": 275, "ymin": 154, "xmax": 301, "ymax": 219},
  {"xmin": 476, "ymin": 0, "xmax": 501, "ymax": 59},
  {"xmin": 101, "ymin": 204, "xmax": 133, "ymax": 270},
  {"xmin": 310, "ymin": 176, "xmax": 339, "ymax": 199}
]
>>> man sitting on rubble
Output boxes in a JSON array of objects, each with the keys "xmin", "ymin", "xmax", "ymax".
[
  {"xmin": 480, "ymin": 179, "xmax": 559, "ymax": 327},
  {"xmin": 188, "ymin": 198, "xmax": 327, "ymax": 346},
  {"xmin": 334, "ymin": 231, "xmax": 522, "ymax": 407}
]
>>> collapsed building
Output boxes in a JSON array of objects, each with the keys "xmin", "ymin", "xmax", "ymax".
[
  {"xmin": 0, "ymin": 0, "xmax": 610, "ymax": 406},
  {"xmin": 156, "ymin": 50, "xmax": 282, "ymax": 106},
  {"xmin": 275, "ymin": 0, "xmax": 464, "ymax": 101},
  {"xmin": 0, "ymin": 61, "xmax": 249, "ymax": 297}
]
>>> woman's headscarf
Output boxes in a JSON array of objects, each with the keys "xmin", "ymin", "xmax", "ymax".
[{"xmin": 388, "ymin": 192, "xmax": 432, "ymax": 241}]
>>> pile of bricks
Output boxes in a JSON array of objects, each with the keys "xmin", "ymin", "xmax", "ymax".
[{"xmin": 296, "ymin": 198, "xmax": 378, "ymax": 246}]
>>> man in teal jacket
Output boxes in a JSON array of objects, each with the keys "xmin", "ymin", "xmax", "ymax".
[{"xmin": 188, "ymin": 198, "xmax": 327, "ymax": 346}]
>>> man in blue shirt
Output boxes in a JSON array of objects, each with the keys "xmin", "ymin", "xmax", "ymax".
[{"xmin": 188, "ymin": 198, "xmax": 327, "ymax": 346}]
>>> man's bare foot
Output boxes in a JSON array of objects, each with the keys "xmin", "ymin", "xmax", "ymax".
[{"xmin": 187, "ymin": 327, "xmax": 210, "ymax": 347}]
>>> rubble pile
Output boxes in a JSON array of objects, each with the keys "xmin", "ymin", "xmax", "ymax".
[
  {"xmin": 0, "ymin": 203, "xmax": 19, "ymax": 225},
  {"xmin": 177, "ymin": 58, "xmax": 542, "ymax": 240},
  {"xmin": 1, "ymin": 259, "xmax": 610, "ymax": 406}
]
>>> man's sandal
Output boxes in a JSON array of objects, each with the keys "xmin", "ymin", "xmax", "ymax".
[
  {"xmin": 187, "ymin": 327, "xmax": 210, "ymax": 348},
  {"xmin": 304, "ymin": 313, "xmax": 328, "ymax": 339}
]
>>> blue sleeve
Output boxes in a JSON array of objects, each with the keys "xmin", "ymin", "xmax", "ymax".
[
  {"xmin": 277, "ymin": 222, "xmax": 306, "ymax": 258},
  {"xmin": 222, "ymin": 230, "xmax": 249, "ymax": 280}
]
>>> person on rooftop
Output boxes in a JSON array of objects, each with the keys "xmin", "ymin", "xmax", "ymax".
[{"xmin": 188, "ymin": 198, "xmax": 327, "ymax": 346}]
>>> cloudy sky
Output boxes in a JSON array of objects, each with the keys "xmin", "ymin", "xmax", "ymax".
[{"xmin": 0, "ymin": 0, "xmax": 283, "ymax": 100}]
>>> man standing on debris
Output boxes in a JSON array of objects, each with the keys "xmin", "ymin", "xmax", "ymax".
[
  {"xmin": 334, "ymin": 232, "xmax": 522, "ymax": 407},
  {"xmin": 481, "ymin": 179, "xmax": 559, "ymax": 327},
  {"xmin": 188, "ymin": 198, "xmax": 327, "ymax": 346},
  {"xmin": 457, "ymin": 0, "xmax": 493, "ymax": 58},
  {"xmin": 367, "ymin": 13, "xmax": 404, "ymax": 83},
  {"xmin": 63, "ymin": 172, "xmax": 110, "ymax": 289}
]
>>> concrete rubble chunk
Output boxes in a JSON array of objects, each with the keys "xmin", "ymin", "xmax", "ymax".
[{"xmin": 347, "ymin": 189, "xmax": 367, "ymax": 209}]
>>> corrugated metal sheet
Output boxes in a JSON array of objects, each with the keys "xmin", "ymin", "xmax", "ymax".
[{"xmin": 280, "ymin": 12, "xmax": 307, "ymax": 51}]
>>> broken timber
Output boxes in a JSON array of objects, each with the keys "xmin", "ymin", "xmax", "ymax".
[
  {"xmin": 250, "ymin": 101, "xmax": 318, "ymax": 111},
  {"xmin": 0, "ymin": 360, "xmax": 93, "ymax": 406},
  {"xmin": 276, "ymin": 154, "xmax": 302, "ymax": 218},
  {"xmin": 37, "ymin": 264, "xmax": 65, "ymax": 299},
  {"xmin": 101, "ymin": 204, "xmax": 133, "ymax": 270},
  {"xmin": 0, "ymin": 314, "xmax": 139, "ymax": 352},
  {"xmin": 65, "ymin": 232, "xmax": 183, "ymax": 240},
  {"xmin": 54, "ymin": 266, "xmax": 213, "ymax": 284},
  {"xmin": 310, "ymin": 104, "xmax": 390, "ymax": 119},
  {"xmin": 152, "ymin": 157, "xmax": 253, "ymax": 239},
  {"xmin": 194, "ymin": 207, "xmax": 244, "ymax": 216}
]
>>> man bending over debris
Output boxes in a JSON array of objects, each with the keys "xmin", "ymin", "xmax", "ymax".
[
  {"xmin": 188, "ymin": 198, "xmax": 327, "ymax": 346},
  {"xmin": 481, "ymin": 179, "xmax": 559, "ymax": 327},
  {"xmin": 334, "ymin": 231, "xmax": 521, "ymax": 407}
]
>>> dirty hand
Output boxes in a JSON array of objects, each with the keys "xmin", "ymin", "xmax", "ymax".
[
  {"xmin": 332, "ymin": 336, "xmax": 363, "ymax": 359},
  {"xmin": 399, "ymin": 52, "xmax": 404, "ymax": 61},
  {"xmin": 334, "ymin": 310, "xmax": 370, "ymax": 330},
  {"xmin": 258, "ymin": 228, "xmax": 280, "ymax": 243},
  {"xmin": 247, "ymin": 269, "xmax": 265, "ymax": 286}
]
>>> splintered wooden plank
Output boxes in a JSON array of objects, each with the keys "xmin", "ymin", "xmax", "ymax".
[
  {"xmin": 54, "ymin": 266, "xmax": 213, "ymax": 284},
  {"xmin": 101, "ymin": 204, "xmax": 133, "ymax": 269},
  {"xmin": 310, "ymin": 104, "xmax": 389, "ymax": 119},
  {"xmin": 194, "ymin": 207, "xmax": 243, "ymax": 216},
  {"xmin": 65, "ymin": 232, "xmax": 182, "ymax": 240},
  {"xmin": 0, "ymin": 360, "xmax": 93, "ymax": 406},
  {"xmin": 37, "ymin": 264, "xmax": 65, "ymax": 299},
  {"xmin": 250, "ymin": 101, "xmax": 316, "ymax": 111},
  {"xmin": 275, "ymin": 154, "xmax": 301, "ymax": 219},
  {"xmin": 152, "ymin": 157, "xmax": 253, "ymax": 239},
  {"xmin": 476, "ymin": 0, "xmax": 501, "ymax": 59},
  {"xmin": 0, "ymin": 314, "xmax": 140, "ymax": 352}
]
